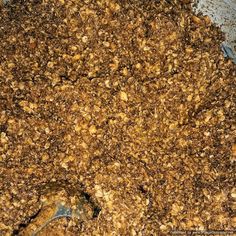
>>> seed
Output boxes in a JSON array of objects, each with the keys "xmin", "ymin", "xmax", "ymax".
[{"xmin": 192, "ymin": 15, "xmax": 202, "ymax": 25}]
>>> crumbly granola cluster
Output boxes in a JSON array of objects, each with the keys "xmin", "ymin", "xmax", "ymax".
[{"xmin": 0, "ymin": 0, "xmax": 235, "ymax": 235}]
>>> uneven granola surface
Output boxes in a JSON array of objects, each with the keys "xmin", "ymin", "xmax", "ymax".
[{"xmin": 0, "ymin": 0, "xmax": 235, "ymax": 235}]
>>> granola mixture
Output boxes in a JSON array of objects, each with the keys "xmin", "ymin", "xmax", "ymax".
[{"xmin": 0, "ymin": 0, "xmax": 235, "ymax": 235}]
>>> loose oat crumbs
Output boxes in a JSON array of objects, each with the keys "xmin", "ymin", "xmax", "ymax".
[{"xmin": 0, "ymin": 0, "xmax": 235, "ymax": 235}]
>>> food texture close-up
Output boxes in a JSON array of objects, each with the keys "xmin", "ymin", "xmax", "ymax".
[{"xmin": 0, "ymin": 0, "xmax": 235, "ymax": 235}]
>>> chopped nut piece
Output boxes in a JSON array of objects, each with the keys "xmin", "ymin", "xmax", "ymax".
[
  {"xmin": 120, "ymin": 91, "xmax": 128, "ymax": 101},
  {"xmin": 135, "ymin": 63, "xmax": 142, "ymax": 69},
  {"xmin": 72, "ymin": 54, "xmax": 81, "ymax": 60},
  {"xmin": 82, "ymin": 35, "xmax": 88, "ymax": 43},
  {"xmin": 89, "ymin": 125, "xmax": 97, "ymax": 134}
]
